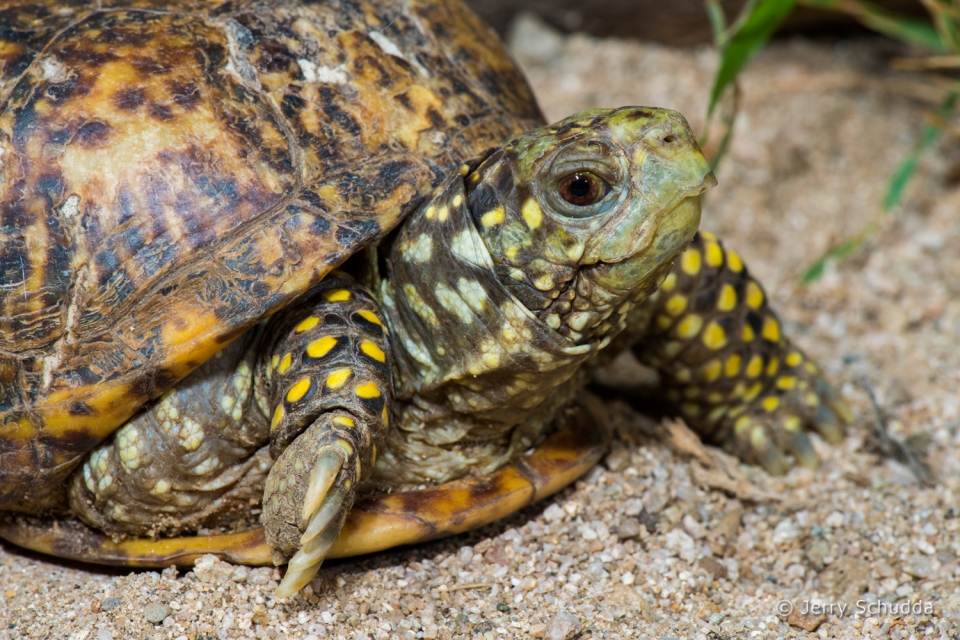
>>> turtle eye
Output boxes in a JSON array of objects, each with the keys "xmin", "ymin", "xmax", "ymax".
[{"xmin": 557, "ymin": 172, "xmax": 607, "ymax": 207}]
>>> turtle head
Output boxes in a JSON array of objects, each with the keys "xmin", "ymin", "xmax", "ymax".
[{"xmin": 466, "ymin": 106, "xmax": 716, "ymax": 342}]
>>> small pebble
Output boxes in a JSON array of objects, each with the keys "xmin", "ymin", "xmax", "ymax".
[
  {"xmin": 545, "ymin": 611, "xmax": 581, "ymax": 640},
  {"xmin": 100, "ymin": 597, "xmax": 122, "ymax": 612},
  {"xmin": 144, "ymin": 603, "xmax": 172, "ymax": 624}
]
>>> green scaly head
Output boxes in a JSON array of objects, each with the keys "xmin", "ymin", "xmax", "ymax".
[{"xmin": 465, "ymin": 106, "xmax": 717, "ymax": 343}]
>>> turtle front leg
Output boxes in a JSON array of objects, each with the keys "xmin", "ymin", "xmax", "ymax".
[
  {"xmin": 260, "ymin": 274, "xmax": 393, "ymax": 597},
  {"xmin": 629, "ymin": 232, "xmax": 852, "ymax": 474}
]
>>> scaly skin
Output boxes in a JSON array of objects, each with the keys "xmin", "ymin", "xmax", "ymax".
[{"xmin": 631, "ymin": 232, "xmax": 851, "ymax": 473}]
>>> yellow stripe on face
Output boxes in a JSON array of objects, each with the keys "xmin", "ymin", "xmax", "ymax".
[
  {"xmin": 522, "ymin": 198, "xmax": 542, "ymax": 229},
  {"xmin": 324, "ymin": 289, "xmax": 352, "ymax": 302},
  {"xmin": 357, "ymin": 310, "xmax": 382, "ymax": 326},
  {"xmin": 306, "ymin": 336, "xmax": 338, "ymax": 359},
  {"xmin": 286, "ymin": 378, "xmax": 313, "ymax": 403},
  {"xmin": 355, "ymin": 382, "xmax": 381, "ymax": 398},
  {"xmin": 360, "ymin": 340, "xmax": 386, "ymax": 363},
  {"xmin": 295, "ymin": 316, "xmax": 320, "ymax": 333},
  {"xmin": 326, "ymin": 368, "xmax": 353, "ymax": 389}
]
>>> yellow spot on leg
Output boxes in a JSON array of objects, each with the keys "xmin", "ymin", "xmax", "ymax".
[
  {"xmin": 665, "ymin": 295, "xmax": 687, "ymax": 316},
  {"xmin": 702, "ymin": 360, "xmax": 722, "ymax": 382},
  {"xmin": 746, "ymin": 281, "xmax": 764, "ymax": 309},
  {"xmin": 324, "ymin": 289, "xmax": 352, "ymax": 302},
  {"xmin": 786, "ymin": 351, "xmax": 803, "ymax": 367},
  {"xmin": 746, "ymin": 355, "xmax": 763, "ymax": 378},
  {"xmin": 725, "ymin": 354, "xmax": 741, "ymax": 377},
  {"xmin": 762, "ymin": 317, "xmax": 780, "ymax": 342},
  {"xmin": 702, "ymin": 321, "xmax": 728, "ymax": 350},
  {"xmin": 726, "ymin": 250, "xmax": 743, "ymax": 272},
  {"xmin": 675, "ymin": 314, "xmax": 703, "ymax": 339},
  {"xmin": 333, "ymin": 415, "xmax": 355, "ymax": 428},
  {"xmin": 306, "ymin": 336, "xmax": 338, "ymax": 359},
  {"xmin": 326, "ymin": 368, "xmax": 353, "ymax": 389},
  {"xmin": 717, "ymin": 284, "xmax": 737, "ymax": 311},
  {"xmin": 660, "ymin": 273, "xmax": 677, "ymax": 292},
  {"xmin": 776, "ymin": 376, "xmax": 797, "ymax": 390},
  {"xmin": 271, "ymin": 405, "xmax": 285, "ymax": 431},
  {"xmin": 681, "ymin": 249, "xmax": 701, "ymax": 275},
  {"xmin": 742, "ymin": 325, "xmax": 755, "ymax": 342},
  {"xmin": 704, "ymin": 242, "xmax": 723, "ymax": 267},
  {"xmin": 360, "ymin": 340, "xmax": 386, "ymax": 363},
  {"xmin": 762, "ymin": 396, "xmax": 780, "ymax": 412},
  {"xmin": 355, "ymin": 382, "xmax": 381, "ymax": 398},
  {"xmin": 743, "ymin": 382, "xmax": 763, "ymax": 402},
  {"xmin": 295, "ymin": 316, "xmax": 320, "ymax": 333},
  {"xmin": 286, "ymin": 378, "xmax": 313, "ymax": 403},
  {"xmin": 357, "ymin": 310, "xmax": 382, "ymax": 326},
  {"xmin": 278, "ymin": 353, "xmax": 293, "ymax": 375},
  {"xmin": 766, "ymin": 357, "xmax": 780, "ymax": 376}
]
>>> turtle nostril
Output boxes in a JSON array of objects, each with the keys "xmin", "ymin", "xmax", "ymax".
[{"xmin": 662, "ymin": 134, "xmax": 678, "ymax": 144}]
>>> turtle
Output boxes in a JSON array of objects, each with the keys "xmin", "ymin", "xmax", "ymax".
[{"xmin": 0, "ymin": 0, "xmax": 851, "ymax": 597}]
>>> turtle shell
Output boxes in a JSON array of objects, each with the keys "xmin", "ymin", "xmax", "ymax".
[{"xmin": 0, "ymin": 0, "xmax": 542, "ymax": 511}]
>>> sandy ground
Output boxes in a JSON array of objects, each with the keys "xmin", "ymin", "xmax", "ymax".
[{"xmin": 4, "ymin": 16, "xmax": 960, "ymax": 640}]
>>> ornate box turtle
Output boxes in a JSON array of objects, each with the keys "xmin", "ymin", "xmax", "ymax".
[{"xmin": 0, "ymin": 0, "xmax": 850, "ymax": 596}]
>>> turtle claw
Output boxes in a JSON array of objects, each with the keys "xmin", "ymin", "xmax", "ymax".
[
  {"xmin": 756, "ymin": 441, "xmax": 789, "ymax": 476},
  {"xmin": 276, "ymin": 511, "xmax": 346, "ymax": 598},
  {"xmin": 787, "ymin": 430, "xmax": 819, "ymax": 470},
  {"xmin": 302, "ymin": 449, "xmax": 346, "ymax": 523},
  {"xmin": 813, "ymin": 402, "xmax": 845, "ymax": 445}
]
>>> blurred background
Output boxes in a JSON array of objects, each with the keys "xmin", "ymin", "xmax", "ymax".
[{"xmin": 467, "ymin": 0, "xmax": 922, "ymax": 44}]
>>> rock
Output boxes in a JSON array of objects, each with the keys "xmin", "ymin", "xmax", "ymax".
[
  {"xmin": 545, "ymin": 611, "xmax": 581, "ymax": 640},
  {"xmin": 818, "ymin": 557, "xmax": 870, "ymax": 600},
  {"xmin": 100, "ymin": 597, "xmax": 122, "ymax": 612},
  {"xmin": 786, "ymin": 608, "xmax": 826, "ymax": 632},
  {"xmin": 529, "ymin": 623, "xmax": 547, "ymax": 638},
  {"xmin": 193, "ymin": 555, "xmax": 234, "ymax": 584},
  {"xmin": 903, "ymin": 553, "xmax": 932, "ymax": 579},
  {"xmin": 144, "ymin": 603, "xmax": 172, "ymax": 624},
  {"xmin": 613, "ymin": 518, "xmax": 641, "ymax": 541},
  {"xmin": 505, "ymin": 13, "xmax": 564, "ymax": 67},
  {"xmin": 697, "ymin": 556, "xmax": 728, "ymax": 580},
  {"xmin": 230, "ymin": 566, "xmax": 249, "ymax": 583}
]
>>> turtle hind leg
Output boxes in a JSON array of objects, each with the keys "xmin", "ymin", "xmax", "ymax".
[
  {"xmin": 67, "ymin": 333, "xmax": 272, "ymax": 538},
  {"xmin": 259, "ymin": 274, "xmax": 393, "ymax": 597}
]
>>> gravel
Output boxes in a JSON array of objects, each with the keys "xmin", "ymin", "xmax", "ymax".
[{"xmin": 3, "ymin": 16, "xmax": 960, "ymax": 640}]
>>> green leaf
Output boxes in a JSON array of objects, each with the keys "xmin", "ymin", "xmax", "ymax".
[
  {"xmin": 800, "ymin": 238, "xmax": 861, "ymax": 284},
  {"xmin": 884, "ymin": 87, "xmax": 959, "ymax": 210},
  {"xmin": 798, "ymin": 0, "xmax": 944, "ymax": 51},
  {"xmin": 707, "ymin": 0, "xmax": 797, "ymax": 120}
]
